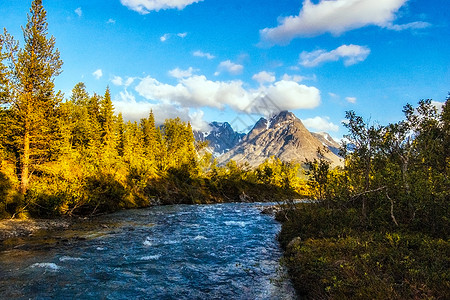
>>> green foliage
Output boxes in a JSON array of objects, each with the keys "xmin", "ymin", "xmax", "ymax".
[
  {"xmin": 282, "ymin": 227, "xmax": 449, "ymax": 299},
  {"xmin": 279, "ymin": 96, "xmax": 450, "ymax": 299},
  {"xmin": 256, "ymin": 156, "xmax": 301, "ymax": 191},
  {"xmin": 302, "ymin": 98, "xmax": 450, "ymax": 235}
]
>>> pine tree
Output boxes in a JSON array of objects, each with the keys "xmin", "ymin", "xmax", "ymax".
[
  {"xmin": 140, "ymin": 110, "xmax": 160, "ymax": 160},
  {"xmin": 160, "ymin": 118, "xmax": 198, "ymax": 175},
  {"xmin": 100, "ymin": 86, "xmax": 115, "ymax": 152},
  {"xmin": 0, "ymin": 0, "xmax": 63, "ymax": 194},
  {"xmin": 148, "ymin": 110, "xmax": 161, "ymax": 161},
  {"xmin": 71, "ymin": 82, "xmax": 89, "ymax": 106},
  {"xmin": 69, "ymin": 82, "xmax": 93, "ymax": 150},
  {"xmin": 87, "ymin": 93, "xmax": 102, "ymax": 151},
  {"xmin": 116, "ymin": 113, "xmax": 125, "ymax": 157}
]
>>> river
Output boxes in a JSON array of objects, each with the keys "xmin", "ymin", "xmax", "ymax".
[{"xmin": 0, "ymin": 203, "xmax": 296, "ymax": 299}]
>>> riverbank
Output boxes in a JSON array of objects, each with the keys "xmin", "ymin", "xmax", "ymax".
[
  {"xmin": 0, "ymin": 201, "xmax": 289, "ymax": 242},
  {"xmin": 276, "ymin": 205, "xmax": 450, "ymax": 299},
  {"xmin": 0, "ymin": 218, "xmax": 75, "ymax": 242}
]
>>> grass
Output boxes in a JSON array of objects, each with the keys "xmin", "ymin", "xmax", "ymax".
[{"xmin": 277, "ymin": 205, "xmax": 450, "ymax": 299}]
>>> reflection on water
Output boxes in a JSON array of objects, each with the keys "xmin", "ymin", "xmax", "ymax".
[{"xmin": 0, "ymin": 203, "xmax": 296, "ymax": 299}]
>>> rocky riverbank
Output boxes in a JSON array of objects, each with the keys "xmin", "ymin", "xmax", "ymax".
[{"xmin": 0, "ymin": 218, "xmax": 74, "ymax": 242}]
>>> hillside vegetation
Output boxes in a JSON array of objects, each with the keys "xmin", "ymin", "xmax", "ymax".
[{"xmin": 277, "ymin": 98, "xmax": 449, "ymax": 299}]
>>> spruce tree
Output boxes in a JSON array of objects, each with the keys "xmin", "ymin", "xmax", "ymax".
[
  {"xmin": 70, "ymin": 82, "xmax": 92, "ymax": 150},
  {"xmin": 147, "ymin": 110, "xmax": 161, "ymax": 161},
  {"xmin": 0, "ymin": 0, "xmax": 63, "ymax": 193},
  {"xmin": 100, "ymin": 86, "xmax": 115, "ymax": 152},
  {"xmin": 87, "ymin": 93, "xmax": 102, "ymax": 150},
  {"xmin": 116, "ymin": 113, "xmax": 125, "ymax": 157}
]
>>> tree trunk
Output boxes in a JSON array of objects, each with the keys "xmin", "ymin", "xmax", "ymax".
[{"xmin": 20, "ymin": 121, "xmax": 30, "ymax": 194}]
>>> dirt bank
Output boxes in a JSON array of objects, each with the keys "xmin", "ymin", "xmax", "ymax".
[{"xmin": 0, "ymin": 218, "xmax": 73, "ymax": 242}]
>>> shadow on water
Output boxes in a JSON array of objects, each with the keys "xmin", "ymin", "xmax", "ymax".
[{"xmin": 0, "ymin": 203, "xmax": 297, "ymax": 299}]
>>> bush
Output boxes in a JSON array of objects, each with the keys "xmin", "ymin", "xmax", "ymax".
[
  {"xmin": 279, "ymin": 205, "xmax": 450, "ymax": 299},
  {"xmin": 83, "ymin": 173, "xmax": 128, "ymax": 214}
]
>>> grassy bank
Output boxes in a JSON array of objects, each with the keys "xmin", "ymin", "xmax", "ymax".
[{"xmin": 276, "ymin": 205, "xmax": 450, "ymax": 299}]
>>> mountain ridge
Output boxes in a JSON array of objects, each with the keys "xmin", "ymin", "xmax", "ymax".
[{"xmin": 195, "ymin": 111, "xmax": 342, "ymax": 167}]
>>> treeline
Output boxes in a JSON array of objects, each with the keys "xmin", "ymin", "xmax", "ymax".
[{"xmin": 279, "ymin": 97, "xmax": 449, "ymax": 299}]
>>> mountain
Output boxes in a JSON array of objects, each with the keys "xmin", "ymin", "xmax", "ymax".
[
  {"xmin": 311, "ymin": 132, "xmax": 341, "ymax": 156},
  {"xmin": 194, "ymin": 121, "xmax": 245, "ymax": 155},
  {"xmin": 217, "ymin": 111, "xmax": 342, "ymax": 167}
]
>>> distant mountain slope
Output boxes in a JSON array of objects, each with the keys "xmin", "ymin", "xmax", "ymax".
[
  {"xmin": 311, "ymin": 132, "xmax": 341, "ymax": 156},
  {"xmin": 194, "ymin": 121, "xmax": 245, "ymax": 155},
  {"xmin": 217, "ymin": 111, "xmax": 342, "ymax": 167}
]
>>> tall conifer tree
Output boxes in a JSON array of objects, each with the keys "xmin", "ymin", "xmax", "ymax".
[
  {"xmin": 0, "ymin": 0, "xmax": 63, "ymax": 193},
  {"xmin": 100, "ymin": 86, "xmax": 115, "ymax": 152}
]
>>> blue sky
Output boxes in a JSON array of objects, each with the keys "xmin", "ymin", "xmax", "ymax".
[{"xmin": 1, "ymin": 0, "xmax": 449, "ymax": 139}]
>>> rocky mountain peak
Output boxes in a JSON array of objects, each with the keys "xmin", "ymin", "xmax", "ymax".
[
  {"xmin": 194, "ymin": 121, "xmax": 244, "ymax": 155},
  {"xmin": 268, "ymin": 111, "xmax": 296, "ymax": 128},
  {"xmin": 218, "ymin": 111, "xmax": 342, "ymax": 167}
]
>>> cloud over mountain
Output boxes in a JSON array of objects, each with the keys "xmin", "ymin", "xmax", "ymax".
[
  {"xmin": 113, "ymin": 89, "xmax": 209, "ymax": 130},
  {"xmin": 302, "ymin": 116, "xmax": 339, "ymax": 132},
  {"xmin": 134, "ymin": 74, "xmax": 320, "ymax": 115}
]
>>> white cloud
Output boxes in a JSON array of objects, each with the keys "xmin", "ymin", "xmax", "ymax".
[
  {"xmin": 216, "ymin": 60, "xmax": 244, "ymax": 75},
  {"xmin": 107, "ymin": 18, "xmax": 116, "ymax": 24},
  {"xmin": 118, "ymin": 89, "xmax": 137, "ymax": 103},
  {"xmin": 281, "ymin": 73, "xmax": 316, "ymax": 83},
  {"xmin": 125, "ymin": 77, "xmax": 135, "ymax": 86},
  {"xmin": 189, "ymin": 110, "xmax": 210, "ymax": 131},
  {"xmin": 120, "ymin": 0, "xmax": 203, "ymax": 14},
  {"xmin": 112, "ymin": 76, "xmax": 135, "ymax": 87},
  {"xmin": 136, "ymin": 75, "xmax": 241, "ymax": 109},
  {"xmin": 302, "ymin": 116, "xmax": 339, "ymax": 132},
  {"xmin": 346, "ymin": 96, "xmax": 357, "ymax": 103},
  {"xmin": 92, "ymin": 69, "xmax": 103, "ymax": 79},
  {"xmin": 113, "ymin": 89, "xmax": 208, "ymax": 130},
  {"xmin": 160, "ymin": 33, "xmax": 170, "ymax": 42},
  {"xmin": 160, "ymin": 32, "xmax": 187, "ymax": 42},
  {"xmin": 252, "ymin": 71, "xmax": 276, "ymax": 84},
  {"xmin": 135, "ymin": 74, "xmax": 320, "ymax": 115},
  {"xmin": 300, "ymin": 44, "xmax": 370, "ymax": 67},
  {"xmin": 112, "ymin": 76, "xmax": 123, "ymax": 86},
  {"xmin": 260, "ymin": 0, "xmax": 408, "ymax": 45},
  {"xmin": 193, "ymin": 50, "xmax": 215, "ymax": 60},
  {"xmin": 264, "ymin": 80, "xmax": 320, "ymax": 111},
  {"xmin": 75, "ymin": 7, "xmax": 82, "ymax": 17},
  {"xmin": 431, "ymin": 100, "xmax": 444, "ymax": 112},
  {"xmin": 168, "ymin": 67, "xmax": 196, "ymax": 79},
  {"xmin": 329, "ymin": 92, "xmax": 339, "ymax": 98},
  {"xmin": 281, "ymin": 74, "xmax": 301, "ymax": 82},
  {"xmin": 387, "ymin": 21, "xmax": 431, "ymax": 31}
]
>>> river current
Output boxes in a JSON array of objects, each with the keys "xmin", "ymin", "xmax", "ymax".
[{"xmin": 0, "ymin": 203, "xmax": 296, "ymax": 299}]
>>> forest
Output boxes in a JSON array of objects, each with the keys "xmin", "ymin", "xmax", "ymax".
[
  {"xmin": 1, "ymin": 1, "xmax": 449, "ymax": 298},
  {"xmin": 0, "ymin": 1, "xmax": 304, "ymax": 218}
]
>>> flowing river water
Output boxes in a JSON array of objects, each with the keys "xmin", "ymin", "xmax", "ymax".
[{"xmin": 0, "ymin": 203, "xmax": 296, "ymax": 299}]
